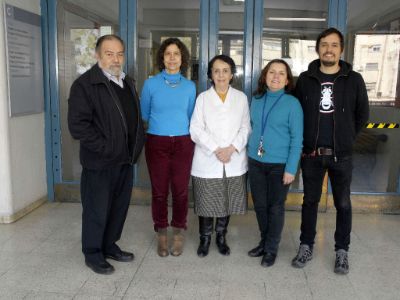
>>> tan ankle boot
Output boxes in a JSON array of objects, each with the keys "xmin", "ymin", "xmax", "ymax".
[
  {"xmin": 171, "ymin": 228, "xmax": 184, "ymax": 256},
  {"xmin": 157, "ymin": 229, "xmax": 169, "ymax": 257}
]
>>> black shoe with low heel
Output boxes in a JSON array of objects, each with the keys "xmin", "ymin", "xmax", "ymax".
[
  {"xmin": 105, "ymin": 250, "xmax": 134, "ymax": 262},
  {"xmin": 248, "ymin": 245, "xmax": 265, "ymax": 257},
  {"xmin": 261, "ymin": 252, "xmax": 276, "ymax": 267},
  {"xmin": 85, "ymin": 259, "xmax": 115, "ymax": 275}
]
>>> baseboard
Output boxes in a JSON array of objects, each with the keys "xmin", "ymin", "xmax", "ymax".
[{"xmin": 0, "ymin": 197, "xmax": 47, "ymax": 224}]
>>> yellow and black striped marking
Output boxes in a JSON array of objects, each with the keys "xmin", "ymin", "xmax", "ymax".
[{"xmin": 365, "ymin": 123, "xmax": 399, "ymax": 129}]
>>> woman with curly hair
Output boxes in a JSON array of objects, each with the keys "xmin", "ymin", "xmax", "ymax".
[{"xmin": 141, "ymin": 38, "xmax": 196, "ymax": 257}]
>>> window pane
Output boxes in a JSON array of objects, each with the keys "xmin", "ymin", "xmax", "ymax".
[
  {"xmin": 262, "ymin": 0, "xmax": 328, "ymax": 78},
  {"xmin": 289, "ymin": 38, "xmax": 319, "ymax": 77},
  {"xmin": 353, "ymin": 34, "xmax": 400, "ymax": 106},
  {"xmin": 347, "ymin": 0, "xmax": 400, "ymax": 193},
  {"xmin": 218, "ymin": 0, "xmax": 245, "ymax": 90}
]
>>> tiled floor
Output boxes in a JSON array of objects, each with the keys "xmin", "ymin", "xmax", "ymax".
[{"xmin": 0, "ymin": 202, "xmax": 399, "ymax": 299}]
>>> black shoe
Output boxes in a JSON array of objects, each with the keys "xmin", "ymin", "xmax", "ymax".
[
  {"xmin": 197, "ymin": 236, "xmax": 211, "ymax": 257},
  {"xmin": 105, "ymin": 250, "xmax": 134, "ymax": 262},
  {"xmin": 261, "ymin": 252, "xmax": 276, "ymax": 267},
  {"xmin": 216, "ymin": 233, "xmax": 230, "ymax": 256},
  {"xmin": 248, "ymin": 245, "xmax": 265, "ymax": 257},
  {"xmin": 85, "ymin": 259, "xmax": 115, "ymax": 275}
]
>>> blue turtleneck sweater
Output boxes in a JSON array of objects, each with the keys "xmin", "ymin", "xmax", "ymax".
[
  {"xmin": 248, "ymin": 89, "xmax": 303, "ymax": 175},
  {"xmin": 140, "ymin": 70, "xmax": 196, "ymax": 136}
]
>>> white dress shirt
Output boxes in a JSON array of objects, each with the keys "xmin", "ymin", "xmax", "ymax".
[{"xmin": 102, "ymin": 69, "xmax": 126, "ymax": 88}]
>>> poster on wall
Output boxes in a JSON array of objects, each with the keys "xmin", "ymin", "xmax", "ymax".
[{"xmin": 4, "ymin": 3, "xmax": 44, "ymax": 117}]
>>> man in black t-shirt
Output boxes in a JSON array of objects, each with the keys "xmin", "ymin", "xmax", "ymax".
[{"xmin": 292, "ymin": 28, "xmax": 369, "ymax": 274}]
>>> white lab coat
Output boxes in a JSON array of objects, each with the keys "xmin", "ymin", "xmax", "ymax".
[{"xmin": 190, "ymin": 86, "xmax": 251, "ymax": 178}]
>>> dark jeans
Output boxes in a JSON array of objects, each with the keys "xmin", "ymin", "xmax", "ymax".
[
  {"xmin": 145, "ymin": 134, "xmax": 194, "ymax": 231},
  {"xmin": 81, "ymin": 164, "xmax": 133, "ymax": 262},
  {"xmin": 248, "ymin": 158, "xmax": 289, "ymax": 255},
  {"xmin": 300, "ymin": 155, "xmax": 353, "ymax": 251}
]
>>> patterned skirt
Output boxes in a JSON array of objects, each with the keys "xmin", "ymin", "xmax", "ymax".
[{"xmin": 192, "ymin": 170, "xmax": 248, "ymax": 217}]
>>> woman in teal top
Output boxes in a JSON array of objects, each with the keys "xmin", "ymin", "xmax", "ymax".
[
  {"xmin": 247, "ymin": 59, "xmax": 303, "ymax": 267},
  {"xmin": 140, "ymin": 38, "xmax": 196, "ymax": 258}
]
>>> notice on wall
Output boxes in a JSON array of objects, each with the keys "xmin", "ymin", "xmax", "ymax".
[{"xmin": 4, "ymin": 4, "xmax": 44, "ymax": 117}]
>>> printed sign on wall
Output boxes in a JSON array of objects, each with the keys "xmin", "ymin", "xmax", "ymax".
[{"xmin": 4, "ymin": 3, "xmax": 44, "ymax": 116}]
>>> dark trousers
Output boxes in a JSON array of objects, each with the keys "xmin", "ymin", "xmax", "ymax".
[
  {"xmin": 300, "ymin": 155, "xmax": 353, "ymax": 251},
  {"xmin": 248, "ymin": 158, "xmax": 289, "ymax": 255},
  {"xmin": 80, "ymin": 164, "xmax": 133, "ymax": 262},
  {"xmin": 145, "ymin": 134, "xmax": 194, "ymax": 231}
]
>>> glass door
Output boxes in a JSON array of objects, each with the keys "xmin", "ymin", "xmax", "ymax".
[{"xmin": 345, "ymin": 0, "xmax": 400, "ymax": 213}]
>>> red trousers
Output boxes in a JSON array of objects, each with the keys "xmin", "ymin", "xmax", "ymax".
[{"xmin": 145, "ymin": 134, "xmax": 194, "ymax": 231}]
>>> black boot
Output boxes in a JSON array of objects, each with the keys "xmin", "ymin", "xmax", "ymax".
[
  {"xmin": 197, "ymin": 216, "xmax": 213, "ymax": 257},
  {"xmin": 215, "ymin": 216, "xmax": 230, "ymax": 256}
]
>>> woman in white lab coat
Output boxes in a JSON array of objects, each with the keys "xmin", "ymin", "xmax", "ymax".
[{"xmin": 190, "ymin": 54, "xmax": 251, "ymax": 257}]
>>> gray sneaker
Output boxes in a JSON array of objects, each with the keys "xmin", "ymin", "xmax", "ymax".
[
  {"xmin": 292, "ymin": 244, "xmax": 313, "ymax": 268},
  {"xmin": 334, "ymin": 249, "xmax": 349, "ymax": 274}
]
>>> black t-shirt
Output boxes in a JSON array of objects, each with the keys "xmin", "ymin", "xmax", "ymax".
[
  {"xmin": 110, "ymin": 80, "xmax": 138, "ymax": 157},
  {"xmin": 316, "ymin": 69, "xmax": 339, "ymax": 148}
]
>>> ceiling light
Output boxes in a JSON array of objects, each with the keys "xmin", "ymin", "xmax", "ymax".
[{"xmin": 268, "ymin": 17, "xmax": 326, "ymax": 22}]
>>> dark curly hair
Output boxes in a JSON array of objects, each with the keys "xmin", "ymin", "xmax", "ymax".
[
  {"xmin": 207, "ymin": 54, "xmax": 236, "ymax": 85},
  {"xmin": 156, "ymin": 38, "xmax": 190, "ymax": 76},
  {"xmin": 253, "ymin": 59, "xmax": 294, "ymax": 98}
]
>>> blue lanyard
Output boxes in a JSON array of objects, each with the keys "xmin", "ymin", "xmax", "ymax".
[{"xmin": 260, "ymin": 92, "xmax": 284, "ymax": 141}]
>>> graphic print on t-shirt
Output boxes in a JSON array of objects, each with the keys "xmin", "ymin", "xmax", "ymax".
[{"xmin": 319, "ymin": 82, "xmax": 334, "ymax": 113}]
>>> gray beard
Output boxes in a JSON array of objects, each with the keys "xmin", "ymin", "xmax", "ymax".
[{"xmin": 105, "ymin": 67, "xmax": 122, "ymax": 77}]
